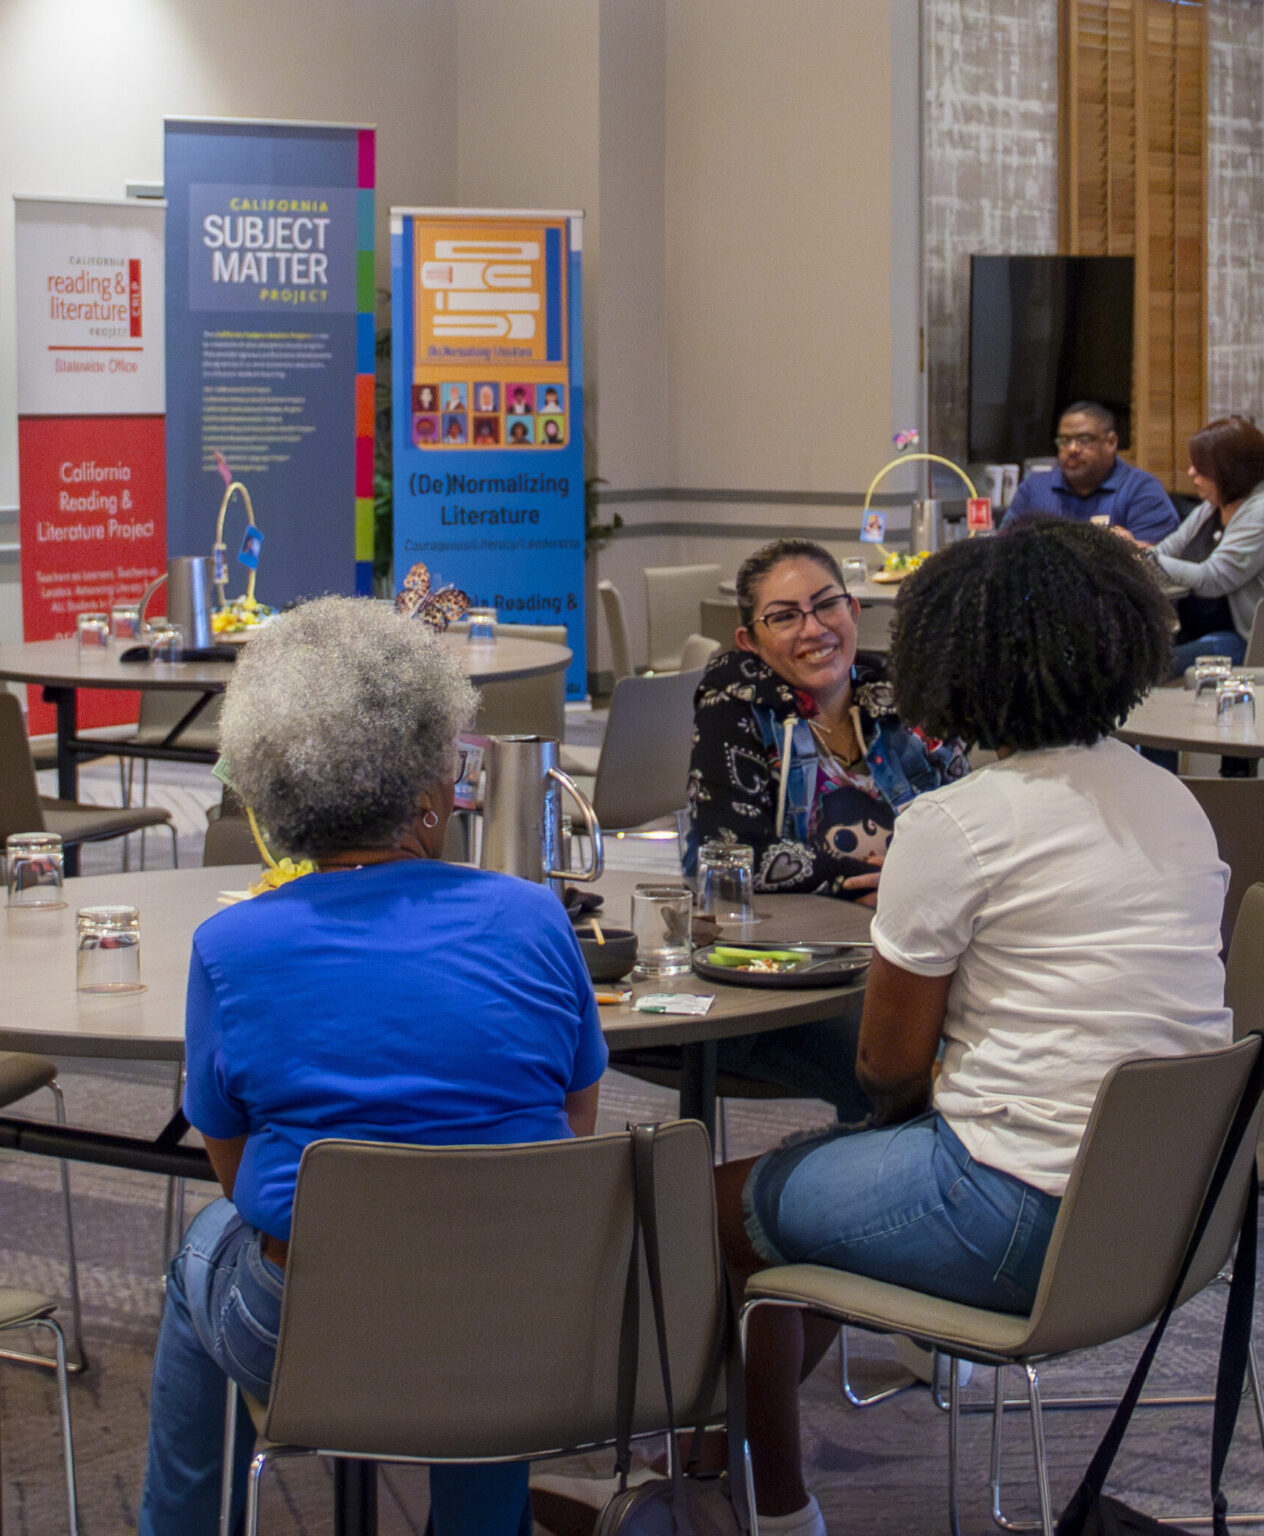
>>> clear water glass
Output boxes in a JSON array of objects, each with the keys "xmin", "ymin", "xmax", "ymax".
[
  {"xmin": 76, "ymin": 612, "xmax": 110, "ymax": 654},
  {"xmin": 630, "ymin": 885, "xmax": 694, "ymax": 978},
  {"xmin": 76, "ymin": 905, "xmax": 144, "ymax": 993},
  {"xmin": 1193, "ymin": 655, "xmax": 1234, "ymax": 700},
  {"xmin": 111, "ymin": 603, "xmax": 142, "ymax": 643},
  {"xmin": 6, "ymin": 832, "xmax": 66, "ymax": 909},
  {"xmin": 466, "ymin": 609, "xmax": 498, "ymax": 644},
  {"xmin": 149, "ymin": 623, "xmax": 184, "ymax": 663},
  {"xmin": 1216, "ymin": 676, "xmax": 1256, "ymax": 726},
  {"xmin": 697, "ymin": 841, "xmax": 759, "ymax": 925},
  {"xmin": 840, "ymin": 557, "xmax": 868, "ymax": 588}
]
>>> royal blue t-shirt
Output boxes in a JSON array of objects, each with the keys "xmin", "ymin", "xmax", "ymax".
[
  {"xmin": 184, "ymin": 861, "xmax": 607, "ymax": 1240},
  {"xmin": 1003, "ymin": 458, "xmax": 1178, "ymax": 543}
]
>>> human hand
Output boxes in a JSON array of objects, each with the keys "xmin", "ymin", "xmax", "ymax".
[
  {"xmin": 1110, "ymin": 525, "xmax": 1140, "ymax": 545},
  {"xmin": 842, "ymin": 852, "xmax": 885, "ymax": 908}
]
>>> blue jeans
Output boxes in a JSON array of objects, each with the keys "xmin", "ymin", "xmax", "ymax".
[
  {"xmin": 744, "ymin": 1113, "xmax": 1061, "ymax": 1314},
  {"xmin": 141, "ymin": 1198, "xmax": 531, "ymax": 1536},
  {"xmin": 1170, "ymin": 628, "xmax": 1245, "ymax": 679}
]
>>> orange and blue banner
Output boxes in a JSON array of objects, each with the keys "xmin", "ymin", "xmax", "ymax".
[
  {"xmin": 164, "ymin": 118, "xmax": 376, "ymax": 603},
  {"xmin": 391, "ymin": 209, "xmax": 586, "ymax": 696}
]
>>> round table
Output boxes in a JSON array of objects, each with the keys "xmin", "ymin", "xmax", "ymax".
[
  {"xmin": 1116, "ymin": 679, "xmax": 1264, "ymax": 759},
  {"xmin": 0, "ymin": 632, "xmax": 572, "ymax": 803},
  {"xmin": 2, "ymin": 864, "xmax": 868, "ymax": 1103}
]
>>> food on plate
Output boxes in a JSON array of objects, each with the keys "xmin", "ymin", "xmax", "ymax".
[{"xmin": 705, "ymin": 945, "xmax": 813, "ymax": 973}]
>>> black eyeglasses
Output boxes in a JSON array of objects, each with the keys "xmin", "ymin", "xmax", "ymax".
[
  {"xmin": 755, "ymin": 593, "xmax": 851, "ymax": 634},
  {"xmin": 1054, "ymin": 432, "xmax": 1107, "ymax": 449}
]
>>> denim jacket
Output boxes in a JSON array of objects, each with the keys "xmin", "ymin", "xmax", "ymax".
[{"xmin": 685, "ymin": 648, "xmax": 968, "ymax": 897}]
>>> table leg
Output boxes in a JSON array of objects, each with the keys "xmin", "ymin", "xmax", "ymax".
[
  {"xmin": 334, "ymin": 1460, "xmax": 378, "ymax": 1536},
  {"xmin": 677, "ymin": 1039, "xmax": 718, "ymax": 1143},
  {"xmin": 44, "ymin": 686, "xmax": 80, "ymax": 876}
]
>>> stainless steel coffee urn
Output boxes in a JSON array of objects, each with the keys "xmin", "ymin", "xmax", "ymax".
[
  {"xmin": 136, "ymin": 556, "xmax": 216, "ymax": 649},
  {"xmin": 480, "ymin": 735, "xmax": 603, "ymax": 896}
]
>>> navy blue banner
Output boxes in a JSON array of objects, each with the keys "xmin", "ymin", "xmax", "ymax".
[
  {"xmin": 391, "ymin": 210, "xmax": 586, "ymax": 697},
  {"xmin": 165, "ymin": 119, "xmax": 375, "ymax": 606}
]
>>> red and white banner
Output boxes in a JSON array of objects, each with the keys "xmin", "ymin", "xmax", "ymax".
[{"xmin": 15, "ymin": 196, "xmax": 166, "ymax": 734}]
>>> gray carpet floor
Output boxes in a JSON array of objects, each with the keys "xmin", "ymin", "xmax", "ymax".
[{"xmin": 6, "ymin": 741, "xmax": 1262, "ymax": 1533}]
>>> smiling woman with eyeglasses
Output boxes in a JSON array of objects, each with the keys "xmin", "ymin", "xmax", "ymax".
[
  {"xmin": 659, "ymin": 539, "xmax": 969, "ymax": 1118},
  {"xmin": 686, "ymin": 538, "xmax": 967, "ymax": 910}
]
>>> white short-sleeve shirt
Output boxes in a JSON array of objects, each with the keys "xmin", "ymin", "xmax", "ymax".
[{"xmin": 870, "ymin": 738, "xmax": 1231, "ymax": 1195}]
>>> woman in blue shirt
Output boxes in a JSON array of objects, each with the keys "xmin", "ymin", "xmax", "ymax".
[{"xmin": 141, "ymin": 597, "xmax": 606, "ymax": 1536}]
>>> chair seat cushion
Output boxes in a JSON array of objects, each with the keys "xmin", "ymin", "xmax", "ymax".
[
  {"xmin": 0, "ymin": 1054, "xmax": 57, "ymax": 1105},
  {"xmin": 0, "ymin": 1290, "xmax": 57, "ymax": 1329},
  {"xmin": 746, "ymin": 1264, "xmax": 1036, "ymax": 1363},
  {"xmin": 41, "ymin": 799, "xmax": 173, "ymax": 841}
]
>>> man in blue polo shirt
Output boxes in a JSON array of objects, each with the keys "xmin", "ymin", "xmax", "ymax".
[{"xmin": 1004, "ymin": 401, "xmax": 1179, "ymax": 544}]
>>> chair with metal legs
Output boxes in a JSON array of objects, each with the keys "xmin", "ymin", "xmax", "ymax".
[
  {"xmin": 0, "ymin": 1290, "xmax": 79, "ymax": 1534},
  {"xmin": 217, "ymin": 1122, "xmax": 731, "ymax": 1536},
  {"xmin": 741, "ymin": 1037, "xmax": 1264, "ymax": 1536},
  {"xmin": 0, "ymin": 1054, "xmax": 86, "ymax": 1373}
]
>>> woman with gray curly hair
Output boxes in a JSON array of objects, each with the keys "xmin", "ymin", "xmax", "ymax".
[{"xmin": 141, "ymin": 597, "xmax": 605, "ymax": 1536}]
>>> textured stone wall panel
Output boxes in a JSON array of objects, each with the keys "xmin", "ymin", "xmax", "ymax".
[
  {"xmin": 923, "ymin": 1, "xmax": 1060, "ymax": 466},
  {"xmin": 1207, "ymin": 0, "xmax": 1264, "ymax": 423}
]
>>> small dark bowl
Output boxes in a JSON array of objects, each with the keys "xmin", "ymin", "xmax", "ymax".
[{"xmin": 576, "ymin": 925, "xmax": 638, "ymax": 982}]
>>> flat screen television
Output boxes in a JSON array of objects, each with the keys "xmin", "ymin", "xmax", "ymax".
[{"xmin": 968, "ymin": 255, "xmax": 1134, "ymax": 463}]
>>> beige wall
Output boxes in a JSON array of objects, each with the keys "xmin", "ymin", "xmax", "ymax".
[
  {"xmin": 454, "ymin": 1, "xmax": 600, "ymax": 421},
  {"xmin": 662, "ymin": 0, "xmax": 901, "ymax": 493}
]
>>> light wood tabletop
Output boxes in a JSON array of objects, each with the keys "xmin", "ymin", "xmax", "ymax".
[
  {"xmin": 1116, "ymin": 679, "xmax": 1264, "ymax": 759},
  {"xmin": 0, "ymin": 631, "xmax": 572, "ymax": 693},
  {"xmin": 2, "ymin": 863, "xmax": 867, "ymax": 1063}
]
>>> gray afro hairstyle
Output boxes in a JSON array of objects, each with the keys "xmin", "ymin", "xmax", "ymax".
[{"xmin": 218, "ymin": 596, "xmax": 477, "ymax": 857}]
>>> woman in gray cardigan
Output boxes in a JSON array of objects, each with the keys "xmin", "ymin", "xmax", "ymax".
[{"xmin": 1118, "ymin": 416, "xmax": 1264, "ymax": 674}]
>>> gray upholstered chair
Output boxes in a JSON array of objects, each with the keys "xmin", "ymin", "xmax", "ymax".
[
  {"xmin": 1180, "ymin": 776, "xmax": 1264, "ymax": 947},
  {"xmin": 0, "ymin": 1290, "xmax": 78, "ymax": 1533},
  {"xmin": 679, "ymin": 633, "xmax": 722, "ymax": 673},
  {"xmin": 220, "ymin": 1122, "xmax": 728, "ymax": 1536},
  {"xmin": 644, "ymin": 565, "xmax": 722, "ymax": 672},
  {"xmin": 598, "ymin": 579, "xmax": 635, "ymax": 685},
  {"xmin": 1, "ymin": 692, "xmax": 176, "ymax": 868},
  {"xmin": 740, "ymin": 1036, "xmax": 1264, "ymax": 1536},
  {"xmin": 570, "ymin": 667, "xmax": 704, "ymax": 847}
]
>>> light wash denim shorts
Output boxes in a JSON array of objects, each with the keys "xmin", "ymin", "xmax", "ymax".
[{"xmin": 743, "ymin": 1112, "xmax": 1061, "ymax": 1315}]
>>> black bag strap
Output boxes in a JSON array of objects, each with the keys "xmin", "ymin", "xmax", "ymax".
[
  {"xmin": 632, "ymin": 1123, "xmax": 689, "ymax": 1530},
  {"xmin": 611, "ymin": 1132, "xmax": 643, "ymax": 1490},
  {"xmin": 1057, "ymin": 1036, "xmax": 1264, "ymax": 1536}
]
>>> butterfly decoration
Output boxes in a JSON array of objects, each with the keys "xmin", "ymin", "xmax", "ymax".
[{"xmin": 394, "ymin": 561, "xmax": 472, "ymax": 630}]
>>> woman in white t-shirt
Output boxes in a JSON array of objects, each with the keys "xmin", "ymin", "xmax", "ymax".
[{"xmin": 715, "ymin": 517, "xmax": 1232, "ymax": 1536}]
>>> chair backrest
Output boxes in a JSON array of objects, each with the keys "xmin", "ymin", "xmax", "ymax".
[
  {"xmin": 137, "ymin": 689, "xmax": 222, "ymax": 750},
  {"xmin": 1021, "ymin": 1036, "xmax": 1263, "ymax": 1359},
  {"xmin": 679, "ymin": 633, "xmax": 722, "ymax": 673},
  {"xmin": 474, "ymin": 672, "xmax": 566, "ymax": 741},
  {"xmin": 1225, "ymin": 882, "xmax": 1264, "ymax": 1172},
  {"xmin": 0, "ymin": 692, "xmax": 49, "ymax": 841},
  {"xmin": 202, "ymin": 814, "xmax": 263, "ymax": 868},
  {"xmin": 1244, "ymin": 597, "xmax": 1264, "ymax": 667},
  {"xmin": 598, "ymin": 580, "xmax": 634, "ymax": 684},
  {"xmin": 644, "ymin": 565, "xmax": 722, "ymax": 673},
  {"xmin": 263, "ymin": 1121, "xmax": 725, "ymax": 1461},
  {"xmin": 592, "ymin": 668, "xmax": 703, "ymax": 832},
  {"xmin": 699, "ymin": 597, "xmax": 739, "ymax": 649},
  {"xmin": 1180, "ymin": 776, "xmax": 1264, "ymax": 948}
]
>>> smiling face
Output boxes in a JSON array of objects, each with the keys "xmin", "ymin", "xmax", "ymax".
[
  {"xmin": 1057, "ymin": 410, "xmax": 1118, "ymax": 495},
  {"xmin": 736, "ymin": 555, "xmax": 859, "ymax": 708}
]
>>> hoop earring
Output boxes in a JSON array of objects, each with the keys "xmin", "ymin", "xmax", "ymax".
[{"xmin": 421, "ymin": 808, "xmax": 439, "ymax": 829}]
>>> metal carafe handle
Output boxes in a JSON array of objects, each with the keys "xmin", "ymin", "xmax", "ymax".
[{"xmin": 547, "ymin": 767, "xmax": 603, "ymax": 883}]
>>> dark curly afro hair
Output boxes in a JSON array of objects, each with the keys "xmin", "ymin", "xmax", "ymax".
[{"xmin": 888, "ymin": 515, "xmax": 1172, "ymax": 751}]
